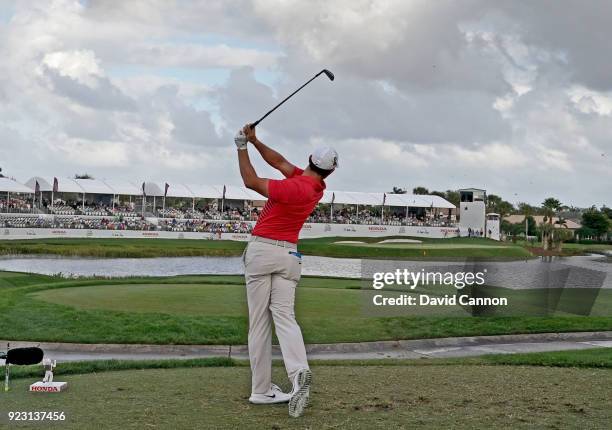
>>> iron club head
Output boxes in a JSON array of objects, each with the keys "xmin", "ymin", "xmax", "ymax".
[{"xmin": 321, "ymin": 69, "xmax": 334, "ymax": 81}]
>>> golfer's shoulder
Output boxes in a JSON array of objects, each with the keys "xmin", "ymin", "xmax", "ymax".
[{"xmin": 275, "ymin": 175, "xmax": 321, "ymax": 198}]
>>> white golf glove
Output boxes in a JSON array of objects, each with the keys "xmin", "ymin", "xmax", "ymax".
[{"xmin": 234, "ymin": 129, "xmax": 248, "ymax": 150}]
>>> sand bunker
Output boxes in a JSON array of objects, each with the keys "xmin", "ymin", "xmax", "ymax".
[
  {"xmin": 377, "ymin": 239, "xmax": 422, "ymax": 244},
  {"xmin": 334, "ymin": 240, "xmax": 366, "ymax": 244}
]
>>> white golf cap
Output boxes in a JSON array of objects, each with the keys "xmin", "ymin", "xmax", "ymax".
[{"xmin": 310, "ymin": 146, "xmax": 339, "ymax": 171}]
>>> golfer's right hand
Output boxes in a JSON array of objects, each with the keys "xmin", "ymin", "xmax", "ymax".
[
  {"xmin": 243, "ymin": 124, "xmax": 257, "ymax": 143},
  {"xmin": 234, "ymin": 129, "xmax": 247, "ymax": 150}
]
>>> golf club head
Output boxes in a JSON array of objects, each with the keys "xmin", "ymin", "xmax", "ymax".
[{"xmin": 321, "ymin": 69, "xmax": 335, "ymax": 81}]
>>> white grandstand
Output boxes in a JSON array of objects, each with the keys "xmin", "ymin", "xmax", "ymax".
[{"xmin": 0, "ymin": 175, "xmax": 461, "ymax": 240}]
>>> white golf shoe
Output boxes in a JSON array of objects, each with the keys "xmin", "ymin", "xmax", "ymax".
[
  {"xmin": 289, "ymin": 368, "xmax": 312, "ymax": 418},
  {"xmin": 249, "ymin": 383, "xmax": 291, "ymax": 404}
]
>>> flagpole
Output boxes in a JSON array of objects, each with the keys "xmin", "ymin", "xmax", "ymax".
[{"xmin": 221, "ymin": 185, "xmax": 226, "ymax": 218}]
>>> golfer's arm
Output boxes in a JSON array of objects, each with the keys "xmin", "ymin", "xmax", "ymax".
[
  {"xmin": 251, "ymin": 138, "xmax": 296, "ymax": 178},
  {"xmin": 238, "ymin": 149, "xmax": 269, "ymax": 197}
]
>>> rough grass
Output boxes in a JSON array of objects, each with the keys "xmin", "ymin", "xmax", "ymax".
[
  {"xmin": 1, "ymin": 272, "xmax": 611, "ymax": 345},
  {"xmin": 2, "ymin": 364, "xmax": 610, "ymax": 429},
  {"xmin": 0, "ymin": 236, "xmax": 533, "ymax": 260}
]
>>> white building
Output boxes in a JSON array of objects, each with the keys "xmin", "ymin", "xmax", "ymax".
[{"xmin": 458, "ymin": 188, "xmax": 486, "ymax": 236}]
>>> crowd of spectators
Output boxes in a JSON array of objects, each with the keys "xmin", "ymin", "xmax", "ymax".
[
  {"xmin": 0, "ymin": 197, "xmax": 32, "ymax": 213},
  {"xmin": 307, "ymin": 208, "xmax": 456, "ymax": 227},
  {"xmin": 2, "ymin": 198, "xmax": 456, "ymax": 229},
  {"xmin": 0, "ymin": 215, "xmax": 252, "ymax": 234}
]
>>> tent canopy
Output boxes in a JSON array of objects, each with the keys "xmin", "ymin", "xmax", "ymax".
[
  {"xmin": 74, "ymin": 178, "xmax": 114, "ymax": 195},
  {"xmin": 18, "ymin": 177, "xmax": 456, "ymax": 208},
  {"xmin": 0, "ymin": 177, "xmax": 33, "ymax": 193},
  {"xmin": 101, "ymin": 179, "xmax": 142, "ymax": 196},
  {"xmin": 415, "ymin": 194, "xmax": 456, "ymax": 209},
  {"xmin": 223, "ymin": 185, "xmax": 265, "ymax": 201},
  {"xmin": 320, "ymin": 190, "xmax": 455, "ymax": 209},
  {"xmin": 164, "ymin": 183, "xmax": 194, "ymax": 198},
  {"xmin": 25, "ymin": 177, "xmax": 83, "ymax": 193},
  {"xmin": 186, "ymin": 184, "xmax": 222, "ymax": 199}
]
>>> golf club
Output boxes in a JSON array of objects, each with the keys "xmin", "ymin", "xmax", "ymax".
[{"xmin": 250, "ymin": 69, "xmax": 334, "ymax": 129}]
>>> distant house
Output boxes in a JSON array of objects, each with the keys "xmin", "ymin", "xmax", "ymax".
[{"xmin": 504, "ymin": 215, "xmax": 582, "ymax": 230}]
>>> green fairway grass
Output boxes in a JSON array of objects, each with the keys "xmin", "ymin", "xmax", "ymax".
[
  {"xmin": 0, "ymin": 236, "xmax": 533, "ymax": 260},
  {"xmin": 1, "ymin": 271, "xmax": 611, "ymax": 345},
  {"xmin": 562, "ymin": 242, "xmax": 612, "ymax": 256},
  {"xmin": 2, "ymin": 364, "xmax": 610, "ymax": 429}
]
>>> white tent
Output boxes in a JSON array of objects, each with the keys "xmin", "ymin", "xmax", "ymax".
[
  {"xmin": 74, "ymin": 178, "xmax": 114, "ymax": 195},
  {"xmin": 322, "ymin": 190, "xmax": 384, "ymax": 205},
  {"xmin": 0, "ymin": 177, "xmax": 33, "ymax": 193},
  {"xmin": 385, "ymin": 194, "xmax": 430, "ymax": 208},
  {"xmin": 223, "ymin": 185, "xmax": 265, "ymax": 201},
  {"xmin": 415, "ymin": 194, "xmax": 456, "ymax": 209},
  {"xmin": 164, "ymin": 183, "xmax": 194, "ymax": 198},
  {"xmin": 186, "ymin": 184, "xmax": 223, "ymax": 199},
  {"xmin": 101, "ymin": 179, "xmax": 142, "ymax": 196},
  {"xmin": 25, "ymin": 176, "xmax": 83, "ymax": 193},
  {"xmin": 143, "ymin": 182, "xmax": 162, "ymax": 197}
]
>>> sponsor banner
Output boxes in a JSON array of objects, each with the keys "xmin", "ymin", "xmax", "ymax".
[{"xmin": 1, "ymin": 224, "xmax": 458, "ymax": 241}]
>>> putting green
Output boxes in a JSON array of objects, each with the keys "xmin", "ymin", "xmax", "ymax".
[{"xmin": 31, "ymin": 283, "xmax": 367, "ymax": 317}]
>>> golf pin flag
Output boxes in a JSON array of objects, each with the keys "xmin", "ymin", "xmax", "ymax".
[
  {"xmin": 52, "ymin": 177, "xmax": 58, "ymax": 193},
  {"xmin": 382, "ymin": 192, "xmax": 386, "ymax": 206},
  {"xmin": 35, "ymin": 180, "xmax": 40, "ymax": 194},
  {"xmin": 331, "ymin": 192, "xmax": 335, "ymax": 204},
  {"xmin": 222, "ymin": 185, "xmax": 226, "ymax": 200},
  {"xmin": 164, "ymin": 183, "xmax": 169, "ymax": 197},
  {"xmin": 142, "ymin": 182, "xmax": 146, "ymax": 197}
]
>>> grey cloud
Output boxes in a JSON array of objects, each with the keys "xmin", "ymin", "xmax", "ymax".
[{"xmin": 41, "ymin": 65, "xmax": 137, "ymax": 112}]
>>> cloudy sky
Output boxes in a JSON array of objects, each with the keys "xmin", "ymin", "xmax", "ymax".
[{"xmin": 0, "ymin": 0, "xmax": 610, "ymax": 207}]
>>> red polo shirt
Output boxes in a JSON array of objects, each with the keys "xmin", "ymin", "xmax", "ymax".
[{"xmin": 252, "ymin": 167, "xmax": 325, "ymax": 243}]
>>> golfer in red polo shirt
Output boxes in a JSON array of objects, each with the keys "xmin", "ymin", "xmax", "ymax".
[{"xmin": 235, "ymin": 124, "xmax": 338, "ymax": 418}]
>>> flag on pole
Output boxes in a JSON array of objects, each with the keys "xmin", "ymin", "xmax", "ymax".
[
  {"xmin": 382, "ymin": 193, "xmax": 386, "ymax": 206},
  {"xmin": 52, "ymin": 177, "xmax": 58, "ymax": 193},
  {"xmin": 221, "ymin": 185, "xmax": 226, "ymax": 214},
  {"xmin": 164, "ymin": 183, "xmax": 169, "ymax": 197},
  {"xmin": 331, "ymin": 192, "xmax": 335, "ymax": 204},
  {"xmin": 142, "ymin": 182, "xmax": 146, "ymax": 197},
  {"xmin": 35, "ymin": 180, "xmax": 40, "ymax": 194}
]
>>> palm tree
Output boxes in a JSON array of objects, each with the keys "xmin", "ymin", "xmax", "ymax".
[{"xmin": 541, "ymin": 198, "xmax": 563, "ymax": 250}]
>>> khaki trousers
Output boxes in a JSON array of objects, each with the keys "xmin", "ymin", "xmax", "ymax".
[{"xmin": 243, "ymin": 240, "xmax": 309, "ymax": 394}]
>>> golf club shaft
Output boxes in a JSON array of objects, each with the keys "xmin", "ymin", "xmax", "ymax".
[{"xmin": 250, "ymin": 72, "xmax": 324, "ymax": 129}]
